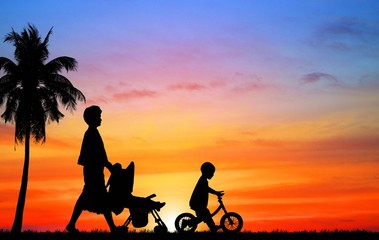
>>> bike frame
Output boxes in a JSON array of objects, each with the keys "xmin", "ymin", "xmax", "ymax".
[
  {"xmin": 192, "ymin": 196, "xmax": 227, "ymax": 224},
  {"xmin": 175, "ymin": 194, "xmax": 243, "ymax": 233},
  {"xmin": 210, "ymin": 196, "xmax": 228, "ymax": 218}
]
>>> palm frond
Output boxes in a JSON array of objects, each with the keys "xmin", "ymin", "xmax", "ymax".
[
  {"xmin": 0, "ymin": 57, "xmax": 17, "ymax": 72},
  {"xmin": 41, "ymin": 27, "xmax": 53, "ymax": 60},
  {"xmin": 4, "ymin": 29, "xmax": 23, "ymax": 62},
  {"xmin": 37, "ymin": 87, "xmax": 64, "ymax": 123},
  {"xmin": 0, "ymin": 75, "xmax": 19, "ymax": 106},
  {"xmin": 1, "ymin": 88, "xmax": 22, "ymax": 123},
  {"xmin": 45, "ymin": 56, "xmax": 78, "ymax": 73},
  {"xmin": 4, "ymin": 28, "xmax": 19, "ymax": 45},
  {"xmin": 45, "ymin": 74, "xmax": 86, "ymax": 106},
  {"xmin": 29, "ymin": 99, "xmax": 47, "ymax": 143}
]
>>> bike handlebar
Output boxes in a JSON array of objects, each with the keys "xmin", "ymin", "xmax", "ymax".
[{"xmin": 217, "ymin": 192, "xmax": 225, "ymax": 201}]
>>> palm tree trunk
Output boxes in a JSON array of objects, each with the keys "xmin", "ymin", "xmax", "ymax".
[{"xmin": 11, "ymin": 131, "xmax": 30, "ymax": 234}]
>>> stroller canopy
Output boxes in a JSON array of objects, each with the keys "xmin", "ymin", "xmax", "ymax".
[{"xmin": 108, "ymin": 161, "xmax": 135, "ymax": 214}]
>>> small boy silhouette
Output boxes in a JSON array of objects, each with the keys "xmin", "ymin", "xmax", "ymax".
[{"xmin": 190, "ymin": 162, "xmax": 224, "ymax": 232}]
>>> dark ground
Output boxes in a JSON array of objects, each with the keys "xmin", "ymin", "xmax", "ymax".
[{"xmin": 0, "ymin": 230, "xmax": 378, "ymax": 240}]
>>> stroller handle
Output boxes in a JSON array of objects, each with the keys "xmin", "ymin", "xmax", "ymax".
[{"xmin": 147, "ymin": 194, "xmax": 156, "ymax": 199}]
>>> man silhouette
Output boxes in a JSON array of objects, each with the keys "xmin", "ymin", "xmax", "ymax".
[{"xmin": 66, "ymin": 105, "xmax": 119, "ymax": 233}]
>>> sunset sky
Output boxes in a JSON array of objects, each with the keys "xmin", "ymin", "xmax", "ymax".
[{"xmin": 1, "ymin": 0, "xmax": 379, "ymax": 232}]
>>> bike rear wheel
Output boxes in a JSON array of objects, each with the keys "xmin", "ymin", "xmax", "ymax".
[
  {"xmin": 175, "ymin": 213, "xmax": 197, "ymax": 232},
  {"xmin": 220, "ymin": 212, "xmax": 243, "ymax": 232}
]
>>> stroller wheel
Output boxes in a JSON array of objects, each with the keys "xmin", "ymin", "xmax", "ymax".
[{"xmin": 154, "ymin": 225, "xmax": 168, "ymax": 233}]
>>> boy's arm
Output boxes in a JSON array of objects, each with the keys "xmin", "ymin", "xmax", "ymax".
[{"xmin": 208, "ymin": 187, "xmax": 224, "ymax": 196}]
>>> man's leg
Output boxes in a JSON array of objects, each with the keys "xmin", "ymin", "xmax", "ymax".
[
  {"xmin": 66, "ymin": 199, "xmax": 83, "ymax": 233},
  {"xmin": 104, "ymin": 211, "xmax": 117, "ymax": 232}
]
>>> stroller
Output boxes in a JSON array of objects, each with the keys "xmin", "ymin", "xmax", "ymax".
[{"xmin": 107, "ymin": 161, "xmax": 168, "ymax": 233}]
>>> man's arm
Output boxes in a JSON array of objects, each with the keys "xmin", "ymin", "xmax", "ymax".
[{"xmin": 105, "ymin": 161, "xmax": 113, "ymax": 172}]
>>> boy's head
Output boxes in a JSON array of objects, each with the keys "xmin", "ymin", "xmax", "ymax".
[
  {"xmin": 83, "ymin": 105, "xmax": 102, "ymax": 127},
  {"xmin": 201, "ymin": 162, "xmax": 215, "ymax": 179}
]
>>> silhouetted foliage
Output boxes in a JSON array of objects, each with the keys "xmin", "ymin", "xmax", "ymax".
[{"xmin": 0, "ymin": 24, "xmax": 85, "ymax": 233}]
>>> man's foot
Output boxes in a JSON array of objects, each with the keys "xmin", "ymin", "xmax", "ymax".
[{"xmin": 66, "ymin": 224, "xmax": 79, "ymax": 233}]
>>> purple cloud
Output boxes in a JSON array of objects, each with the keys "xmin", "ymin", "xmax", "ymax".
[
  {"xmin": 301, "ymin": 72, "xmax": 338, "ymax": 84},
  {"xmin": 232, "ymin": 81, "xmax": 272, "ymax": 93},
  {"xmin": 309, "ymin": 17, "xmax": 379, "ymax": 51}
]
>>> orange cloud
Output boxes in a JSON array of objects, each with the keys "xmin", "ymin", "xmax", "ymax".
[{"xmin": 168, "ymin": 82, "xmax": 207, "ymax": 91}]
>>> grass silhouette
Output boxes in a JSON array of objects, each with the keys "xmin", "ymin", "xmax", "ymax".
[{"xmin": 1, "ymin": 230, "xmax": 378, "ymax": 240}]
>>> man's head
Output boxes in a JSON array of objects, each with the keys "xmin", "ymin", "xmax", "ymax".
[{"xmin": 83, "ymin": 105, "xmax": 102, "ymax": 127}]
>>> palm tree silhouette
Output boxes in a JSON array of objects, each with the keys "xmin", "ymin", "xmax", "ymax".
[{"xmin": 0, "ymin": 24, "xmax": 86, "ymax": 233}]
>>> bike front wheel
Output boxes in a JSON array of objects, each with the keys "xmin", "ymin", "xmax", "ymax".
[
  {"xmin": 175, "ymin": 212, "xmax": 197, "ymax": 232},
  {"xmin": 220, "ymin": 212, "xmax": 243, "ymax": 232}
]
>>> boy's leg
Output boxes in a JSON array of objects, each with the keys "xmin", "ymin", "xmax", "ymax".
[{"xmin": 195, "ymin": 208, "xmax": 217, "ymax": 232}]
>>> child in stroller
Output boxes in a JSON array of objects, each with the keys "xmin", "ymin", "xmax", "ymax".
[{"xmin": 107, "ymin": 161, "xmax": 167, "ymax": 233}]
